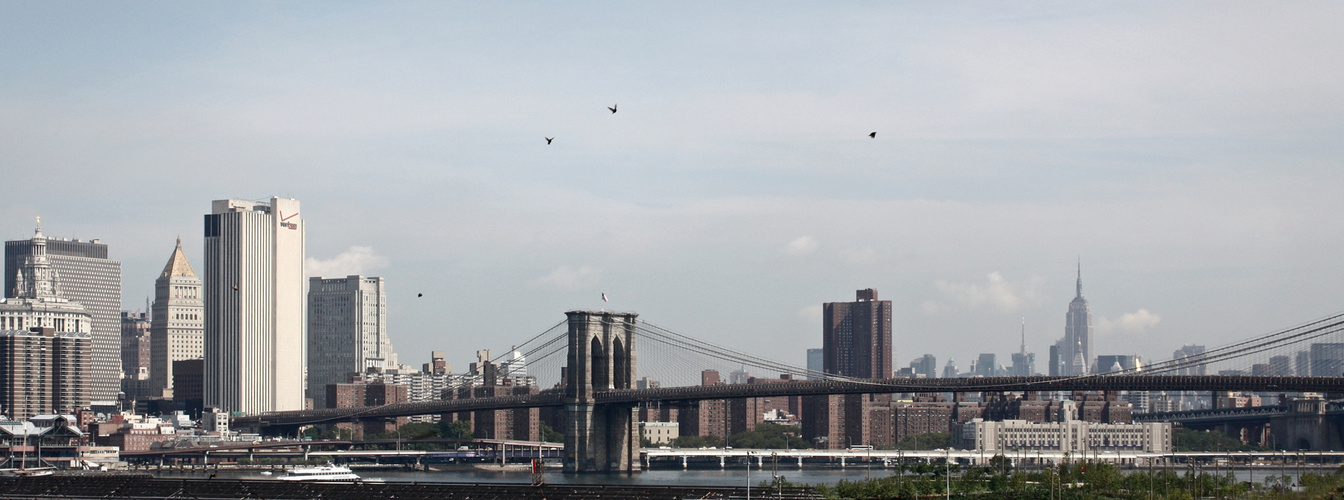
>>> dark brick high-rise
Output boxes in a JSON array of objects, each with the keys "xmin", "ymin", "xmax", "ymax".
[
  {"xmin": 805, "ymin": 289, "xmax": 893, "ymax": 448},
  {"xmin": 823, "ymin": 288, "xmax": 892, "ymax": 379}
]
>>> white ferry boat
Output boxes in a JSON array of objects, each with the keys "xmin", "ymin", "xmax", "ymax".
[{"xmin": 278, "ymin": 464, "xmax": 360, "ymax": 482}]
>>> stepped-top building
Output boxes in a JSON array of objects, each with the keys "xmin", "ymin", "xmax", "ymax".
[{"xmin": 1055, "ymin": 263, "xmax": 1093, "ymax": 376}]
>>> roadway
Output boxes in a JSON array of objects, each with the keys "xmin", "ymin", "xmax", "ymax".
[{"xmin": 235, "ymin": 375, "xmax": 1344, "ymax": 427}]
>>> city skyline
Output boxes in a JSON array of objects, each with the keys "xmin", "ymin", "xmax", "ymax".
[{"xmin": 3, "ymin": 3, "xmax": 1343, "ymax": 373}]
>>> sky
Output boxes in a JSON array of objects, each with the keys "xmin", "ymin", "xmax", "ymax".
[{"xmin": 2, "ymin": 2, "xmax": 1342, "ymax": 376}]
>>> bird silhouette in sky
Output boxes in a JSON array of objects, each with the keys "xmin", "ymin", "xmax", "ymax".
[
  {"xmin": 608, "ymin": 104, "xmax": 618, "ymax": 114},
  {"xmin": 417, "ymin": 293, "xmax": 423, "ymax": 297},
  {"xmin": 869, "ymin": 132, "xmax": 876, "ymax": 138},
  {"xmin": 545, "ymin": 137, "xmax": 553, "ymax": 144}
]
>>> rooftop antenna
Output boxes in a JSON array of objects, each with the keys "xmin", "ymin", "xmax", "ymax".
[
  {"xmin": 1019, "ymin": 317, "xmax": 1027, "ymax": 355},
  {"xmin": 1076, "ymin": 256, "xmax": 1083, "ymax": 298}
]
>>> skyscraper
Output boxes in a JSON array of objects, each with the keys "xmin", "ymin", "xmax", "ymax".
[
  {"xmin": 975, "ymin": 353, "xmax": 998, "ymax": 377},
  {"xmin": 150, "ymin": 238, "xmax": 204, "ymax": 398},
  {"xmin": 910, "ymin": 354, "xmax": 938, "ymax": 378},
  {"xmin": 120, "ymin": 311, "xmax": 152, "ymax": 399},
  {"xmin": 0, "ymin": 222, "xmax": 92, "ymax": 419},
  {"xmin": 1172, "ymin": 344, "xmax": 1207, "ymax": 376},
  {"xmin": 822, "ymin": 288, "xmax": 893, "ymax": 379},
  {"xmin": 806, "ymin": 348, "xmax": 824, "ymax": 380},
  {"xmin": 808, "ymin": 289, "xmax": 893, "ymax": 450},
  {"xmin": 307, "ymin": 275, "xmax": 393, "ymax": 409},
  {"xmin": 1060, "ymin": 263, "xmax": 1093, "ymax": 376},
  {"xmin": 6, "ymin": 220, "xmax": 121, "ymax": 405},
  {"xmin": 0, "ymin": 329, "xmax": 91, "ymax": 420},
  {"xmin": 204, "ymin": 198, "xmax": 306, "ymax": 414},
  {"xmin": 1010, "ymin": 318, "xmax": 1036, "ymax": 376}
]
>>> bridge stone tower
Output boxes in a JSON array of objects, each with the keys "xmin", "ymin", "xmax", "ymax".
[
  {"xmin": 1272, "ymin": 397, "xmax": 1343, "ymax": 450},
  {"xmin": 564, "ymin": 310, "xmax": 640, "ymax": 472}
]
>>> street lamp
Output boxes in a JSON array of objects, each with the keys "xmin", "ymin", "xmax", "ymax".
[
  {"xmin": 746, "ymin": 451, "xmax": 751, "ymax": 500},
  {"xmin": 771, "ymin": 452, "xmax": 780, "ymax": 498}
]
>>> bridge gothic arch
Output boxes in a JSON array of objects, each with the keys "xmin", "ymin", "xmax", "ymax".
[
  {"xmin": 613, "ymin": 337, "xmax": 630, "ymax": 390},
  {"xmin": 564, "ymin": 310, "xmax": 640, "ymax": 473},
  {"xmin": 591, "ymin": 336, "xmax": 607, "ymax": 391}
]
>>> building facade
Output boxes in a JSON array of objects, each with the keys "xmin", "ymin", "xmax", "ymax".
[
  {"xmin": 150, "ymin": 239, "xmax": 204, "ymax": 399},
  {"xmin": 120, "ymin": 311, "xmax": 151, "ymax": 379},
  {"xmin": 120, "ymin": 311, "xmax": 153, "ymax": 399},
  {"xmin": 910, "ymin": 354, "xmax": 938, "ymax": 379},
  {"xmin": 203, "ymin": 198, "xmax": 306, "ymax": 414},
  {"xmin": 959, "ymin": 404, "xmax": 1171, "ymax": 454},
  {"xmin": 6, "ymin": 222, "xmax": 121, "ymax": 405},
  {"xmin": 0, "ymin": 224, "xmax": 93, "ymax": 419},
  {"xmin": 307, "ymin": 275, "xmax": 393, "ymax": 409},
  {"xmin": 806, "ymin": 348, "xmax": 824, "ymax": 380},
  {"xmin": 822, "ymin": 288, "xmax": 893, "ymax": 379},
  {"xmin": 1309, "ymin": 343, "xmax": 1344, "ymax": 377},
  {"xmin": 0, "ymin": 329, "xmax": 91, "ymax": 420}
]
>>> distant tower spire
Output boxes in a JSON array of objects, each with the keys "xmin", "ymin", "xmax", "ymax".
[
  {"xmin": 1075, "ymin": 257, "xmax": 1083, "ymax": 298},
  {"xmin": 1019, "ymin": 317, "xmax": 1027, "ymax": 355}
]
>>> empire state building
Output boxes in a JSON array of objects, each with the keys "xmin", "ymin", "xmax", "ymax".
[{"xmin": 1062, "ymin": 263, "xmax": 1094, "ymax": 375}]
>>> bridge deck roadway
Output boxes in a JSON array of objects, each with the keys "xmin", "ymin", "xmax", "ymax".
[{"xmin": 236, "ymin": 375, "xmax": 1344, "ymax": 428}]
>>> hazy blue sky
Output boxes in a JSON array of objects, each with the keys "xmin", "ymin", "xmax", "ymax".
[{"xmin": 3, "ymin": 2, "xmax": 1342, "ymax": 374}]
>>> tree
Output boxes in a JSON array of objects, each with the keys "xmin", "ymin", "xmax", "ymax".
[
  {"xmin": 1173, "ymin": 428, "xmax": 1258, "ymax": 451},
  {"xmin": 727, "ymin": 423, "xmax": 797, "ymax": 449},
  {"xmin": 539, "ymin": 423, "xmax": 564, "ymax": 443},
  {"xmin": 440, "ymin": 419, "xmax": 473, "ymax": 440}
]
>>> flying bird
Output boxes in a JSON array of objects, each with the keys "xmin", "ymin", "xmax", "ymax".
[
  {"xmin": 545, "ymin": 137, "xmax": 553, "ymax": 144},
  {"xmin": 231, "ymin": 284, "xmax": 238, "ymax": 291},
  {"xmin": 601, "ymin": 292, "xmax": 609, "ymax": 303},
  {"xmin": 608, "ymin": 104, "xmax": 617, "ymax": 114},
  {"xmin": 869, "ymin": 132, "xmax": 876, "ymax": 138},
  {"xmin": 417, "ymin": 293, "xmax": 423, "ymax": 297}
]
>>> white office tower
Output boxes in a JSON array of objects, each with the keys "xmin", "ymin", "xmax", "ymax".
[
  {"xmin": 307, "ymin": 275, "xmax": 394, "ymax": 409},
  {"xmin": 203, "ymin": 198, "xmax": 306, "ymax": 414},
  {"xmin": 150, "ymin": 238, "xmax": 204, "ymax": 398},
  {"xmin": 498, "ymin": 348, "xmax": 527, "ymax": 380}
]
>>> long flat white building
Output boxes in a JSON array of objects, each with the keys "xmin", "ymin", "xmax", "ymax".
[{"xmin": 203, "ymin": 198, "xmax": 306, "ymax": 414}]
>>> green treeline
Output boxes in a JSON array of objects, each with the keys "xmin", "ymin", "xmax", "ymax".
[{"xmin": 791, "ymin": 460, "xmax": 1344, "ymax": 499}]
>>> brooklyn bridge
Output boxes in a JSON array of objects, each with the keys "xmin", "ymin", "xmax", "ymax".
[{"xmin": 231, "ymin": 310, "xmax": 1344, "ymax": 472}]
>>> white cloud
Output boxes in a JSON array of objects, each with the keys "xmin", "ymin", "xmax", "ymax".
[
  {"xmin": 1097, "ymin": 309, "xmax": 1162, "ymax": 338},
  {"xmin": 919, "ymin": 301, "xmax": 944, "ymax": 315},
  {"xmin": 797, "ymin": 304, "xmax": 822, "ymax": 323},
  {"xmin": 528, "ymin": 265, "xmax": 600, "ymax": 291},
  {"xmin": 783, "ymin": 236, "xmax": 819, "ymax": 257},
  {"xmin": 306, "ymin": 246, "xmax": 388, "ymax": 277},
  {"xmin": 926, "ymin": 272, "xmax": 1045, "ymax": 314}
]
